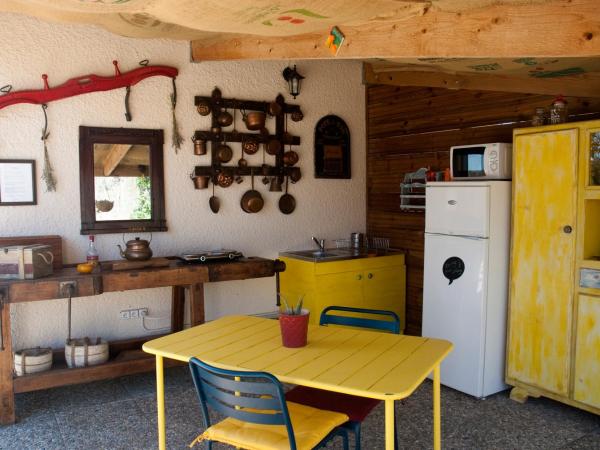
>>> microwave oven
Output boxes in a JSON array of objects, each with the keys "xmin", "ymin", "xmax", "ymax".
[{"xmin": 450, "ymin": 142, "xmax": 512, "ymax": 180}]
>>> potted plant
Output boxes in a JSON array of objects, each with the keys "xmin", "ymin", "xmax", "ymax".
[{"xmin": 278, "ymin": 295, "xmax": 309, "ymax": 348}]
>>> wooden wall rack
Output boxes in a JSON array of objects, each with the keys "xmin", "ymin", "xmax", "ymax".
[
  {"xmin": 193, "ymin": 87, "xmax": 302, "ymax": 180},
  {"xmin": 0, "ymin": 256, "xmax": 284, "ymax": 424}
]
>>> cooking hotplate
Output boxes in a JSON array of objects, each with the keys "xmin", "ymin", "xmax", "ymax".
[{"xmin": 178, "ymin": 250, "xmax": 243, "ymax": 263}]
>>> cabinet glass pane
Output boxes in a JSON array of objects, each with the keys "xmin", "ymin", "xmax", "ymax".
[{"xmin": 590, "ymin": 131, "xmax": 600, "ymax": 186}]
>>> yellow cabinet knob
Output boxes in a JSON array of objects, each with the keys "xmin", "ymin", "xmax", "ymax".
[
  {"xmin": 356, "ymin": 274, "xmax": 362, "ymax": 280},
  {"xmin": 368, "ymin": 273, "xmax": 374, "ymax": 279}
]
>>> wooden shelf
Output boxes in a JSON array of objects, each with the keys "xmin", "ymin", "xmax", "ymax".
[
  {"xmin": 583, "ymin": 189, "xmax": 600, "ymax": 199},
  {"xmin": 579, "ymin": 260, "xmax": 600, "ymax": 270}
]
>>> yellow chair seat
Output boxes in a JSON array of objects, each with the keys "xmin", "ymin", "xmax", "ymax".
[{"xmin": 193, "ymin": 401, "xmax": 349, "ymax": 450}]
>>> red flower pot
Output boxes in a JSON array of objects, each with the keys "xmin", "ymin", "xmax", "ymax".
[{"xmin": 279, "ymin": 311, "xmax": 310, "ymax": 348}]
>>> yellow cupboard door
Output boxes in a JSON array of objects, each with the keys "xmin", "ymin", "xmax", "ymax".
[
  {"xmin": 508, "ymin": 129, "xmax": 578, "ymax": 396},
  {"xmin": 315, "ymin": 271, "xmax": 364, "ymax": 312},
  {"xmin": 363, "ymin": 266, "xmax": 406, "ymax": 331},
  {"xmin": 574, "ymin": 295, "xmax": 600, "ymax": 409}
]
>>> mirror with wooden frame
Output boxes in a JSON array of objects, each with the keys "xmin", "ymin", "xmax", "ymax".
[{"xmin": 79, "ymin": 126, "xmax": 167, "ymax": 234}]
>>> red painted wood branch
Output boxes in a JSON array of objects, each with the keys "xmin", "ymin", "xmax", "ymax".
[{"xmin": 0, "ymin": 61, "xmax": 178, "ymax": 110}]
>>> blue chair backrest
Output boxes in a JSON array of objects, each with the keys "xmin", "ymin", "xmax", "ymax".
[
  {"xmin": 189, "ymin": 357, "xmax": 297, "ymax": 449},
  {"xmin": 319, "ymin": 306, "xmax": 401, "ymax": 334}
]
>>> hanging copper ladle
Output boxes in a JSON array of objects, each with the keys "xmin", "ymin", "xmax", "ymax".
[{"xmin": 209, "ymin": 180, "xmax": 220, "ymax": 214}]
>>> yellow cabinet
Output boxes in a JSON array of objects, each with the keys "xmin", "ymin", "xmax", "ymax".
[
  {"xmin": 508, "ymin": 119, "xmax": 600, "ymax": 416},
  {"xmin": 574, "ymin": 294, "xmax": 600, "ymax": 410},
  {"xmin": 508, "ymin": 126, "xmax": 578, "ymax": 396},
  {"xmin": 279, "ymin": 254, "xmax": 406, "ymax": 332}
]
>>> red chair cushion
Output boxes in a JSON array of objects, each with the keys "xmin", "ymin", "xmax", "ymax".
[{"xmin": 285, "ymin": 386, "xmax": 381, "ymax": 423}]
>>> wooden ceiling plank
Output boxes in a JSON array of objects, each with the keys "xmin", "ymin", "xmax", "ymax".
[
  {"xmin": 102, "ymin": 144, "xmax": 133, "ymax": 177},
  {"xmin": 364, "ymin": 64, "xmax": 600, "ymax": 98},
  {"xmin": 191, "ymin": 0, "xmax": 600, "ymax": 61}
]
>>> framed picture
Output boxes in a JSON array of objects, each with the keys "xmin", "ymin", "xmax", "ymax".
[{"xmin": 0, "ymin": 159, "xmax": 37, "ymax": 205}]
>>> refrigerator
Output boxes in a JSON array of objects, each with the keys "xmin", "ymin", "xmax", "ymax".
[{"xmin": 422, "ymin": 181, "xmax": 511, "ymax": 398}]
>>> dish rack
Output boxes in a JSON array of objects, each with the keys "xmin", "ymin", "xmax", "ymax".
[
  {"xmin": 400, "ymin": 167, "xmax": 427, "ymax": 211},
  {"xmin": 334, "ymin": 236, "xmax": 390, "ymax": 250}
]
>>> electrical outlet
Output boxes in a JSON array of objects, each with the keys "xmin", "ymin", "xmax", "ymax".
[
  {"xmin": 120, "ymin": 310, "xmax": 130, "ymax": 320},
  {"xmin": 139, "ymin": 308, "xmax": 148, "ymax": 317},
  {"xmin": 130, "ymin": 309, "xmax": 139, "ymax": 319}
]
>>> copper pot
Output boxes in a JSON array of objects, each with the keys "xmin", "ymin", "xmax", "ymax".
[
  {"xmin": 289, "ymin": 167, "xmax": 302, "ymax": 183},
  {"xmin": 240, "ymin": 171, "xmax": 264, "ymax": 213},
  {"xmin": 217, "ymin": 170, "xmax": 234, "ymax": 188},
  {"xmin": 242, "ymin": 137, "xmax": 259, "ymax": 155},
  {"xmin": 242, "ymin": 111, "xmax": 266, "ymax": 131},
  {"xmin": 216, "ymin": 143, "xmax": 233, "ymax": 163},
  {"xmin": 192, "ymin": 138, "xmax": 207, "ymax": 155},
  {"xmin": 291, "ymin": 109, "xmax": 304, "ymax": 122},
  {"xmin": 283, "ymin": 150, "xmax": 299, "ymax": 166},
  {"xmin": 266, "ymin": 138, "xmax": 281, "ymax": 155},
  {"xmin": 196, "ymin": 99, "xmax": 211, "ymax": 116},
  {"xmin": 269, "ymin": 177, "xmax": 283, "ymax": 192},
  {"xmin": 217, "ymin": 110, "xmax": 233, "ymax": 127},
  {"xmin": 191, "ymin": 174, "xmax": 210, "ymax": 189}
]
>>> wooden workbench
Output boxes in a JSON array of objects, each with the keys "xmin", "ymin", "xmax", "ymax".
[{"xmin": 0, "ymin": 256, "xmax": 284, "ymax": 424}]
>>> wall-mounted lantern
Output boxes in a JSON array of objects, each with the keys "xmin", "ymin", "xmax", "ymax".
[{"xmin": 282, "ymin": 65, "xmax": 304, "ymax": 99}]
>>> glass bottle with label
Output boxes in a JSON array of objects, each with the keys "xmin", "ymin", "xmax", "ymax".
[{"xmin": 86, "ymin": 235, "xmax": 99, "ymax": 266}]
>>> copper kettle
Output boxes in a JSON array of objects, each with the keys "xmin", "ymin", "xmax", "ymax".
[{"xmin": 117, "ymin": 236, "xmax": 153, "ymax": 261}]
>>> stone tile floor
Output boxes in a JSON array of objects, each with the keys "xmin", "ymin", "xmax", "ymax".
[{"xmin": 1, "ymin": 366, "xmax": 599, "ymax": 449}]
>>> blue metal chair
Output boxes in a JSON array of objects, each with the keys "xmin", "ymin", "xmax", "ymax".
[
  {"xmin": 286, "ymin": 306, "xmax": 401, "ymax": 450},
  {"xmin": 188, "ymin": 357, "xmax": 349, "ymax": 450}
]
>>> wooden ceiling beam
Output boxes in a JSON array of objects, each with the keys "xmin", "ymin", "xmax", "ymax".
[
  {"xmin": 102, "ymin": 144, "xmax": 133, "ymax": 177},
  {"xmin": 191, "ymin": 0, "xmax": 600, "ymax": 61},
  {"xmin": 364, "ymin": 64, "xmax": 600, "ymax": 98}
]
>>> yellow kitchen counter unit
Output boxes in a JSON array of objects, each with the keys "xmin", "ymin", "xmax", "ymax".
[
  {"xmin": 143, "ymin": 315, "xmax": 453, "ymax": 450},
  {"xmin": 279, "ymin": 253, "xmax": 406, "ymax": 330}
]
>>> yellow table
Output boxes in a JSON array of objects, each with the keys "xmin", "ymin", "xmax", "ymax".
[{"xmin": 142, "ymin": 315, "xmax": 453, "ymax": 450}]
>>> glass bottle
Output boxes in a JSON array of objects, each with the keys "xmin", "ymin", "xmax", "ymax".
[
  {"xmin": 531, "ymin": 107, "xmax": 546, "ymax": 126},
  {"xmin": 549, "ymin": 96, "xmax": 568, "ymax": 124},
  {"xmin": 86, "ymin": 235, "xmax": 99, "ymax": 266}
]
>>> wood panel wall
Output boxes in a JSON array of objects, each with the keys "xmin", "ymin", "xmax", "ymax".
[{"xmin": 366, "ymin": 85, "xmax": 600, "ymax": 336}]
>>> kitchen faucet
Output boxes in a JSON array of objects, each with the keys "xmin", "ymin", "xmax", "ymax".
[{"xmin": 312, "ymin": 236, "xmax": 325, "ymax": 253}]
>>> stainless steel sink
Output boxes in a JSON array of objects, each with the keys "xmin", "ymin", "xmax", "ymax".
[{"xmin": 280, "ymin": 248, "xmax": 356, "ymax": 262}]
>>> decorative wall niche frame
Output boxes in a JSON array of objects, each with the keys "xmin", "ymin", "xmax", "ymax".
[
  {"xmin": 0, "ymin": 159, "xmax": 36, "ymax": 205},
  {"xmin": 79, "ymin": 126, "xmax": 167, "ymax": 234},
  {"xmin": 314, "ymin": 115, "xmax": 351, "ymax": 179}
]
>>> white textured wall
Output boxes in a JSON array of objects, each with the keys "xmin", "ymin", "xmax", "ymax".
[{"xmin": 0, "ymin": 13, "xmax": 366, "ymax": 350}]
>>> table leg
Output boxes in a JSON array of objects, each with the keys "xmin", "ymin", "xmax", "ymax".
[
  {"xmin": 0, "ymin": 296, "xmax": 15, "ymax": 425},
  {"xmin": 189, "ymin": 283, "xmax": 205, "ymax": 326},
  {"xmin": 433, "ymin": 365, "xmax": 441, "ymax": 450},
  {"xmin": 385, "ymin": 399, "xmax": 395, "ymax": 450},
  {"xmin": 171, "ymin": 286, "xmax": 185, "ymax": 332},
  {"xmin": 156, "ymin": 355, "xmax": 166, "ymax": 450}
]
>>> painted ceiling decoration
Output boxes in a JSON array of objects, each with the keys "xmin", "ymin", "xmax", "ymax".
[
  {"xmin": 1, "ymin": 0, "xmax": 598, "ymax": 94},
  {"xmin": 1, "ymin": 0, "xmax": 556, "ymax": 40},
  {"xmin": 370, "ymin": 57, "xmax": 600, "ymax": 79}
]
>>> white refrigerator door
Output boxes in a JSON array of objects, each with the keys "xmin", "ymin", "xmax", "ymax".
[
  {"xmin": 425, "ymin": 185, "xmax": 490, "ymax": 238},
  {"xmin": 422, "ymin": 233, "xmax": 488, "ymax": 397}
]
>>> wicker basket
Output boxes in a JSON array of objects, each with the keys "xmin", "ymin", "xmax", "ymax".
[
  {"xmin": 14, "ymin": 347, "xmax": 53, "ymax": 376},
  {"xmin": 65, "ymin": 337, "xmax": 109, "ymax": 368}
]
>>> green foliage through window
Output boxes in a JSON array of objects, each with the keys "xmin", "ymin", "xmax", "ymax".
[{"xmin": 133, "ymin": 176, "xmax": 151, "ymax": 219}]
